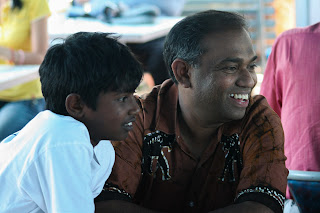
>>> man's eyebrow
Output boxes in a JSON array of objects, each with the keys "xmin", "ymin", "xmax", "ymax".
[
  {"xmin": 250, "ymin": 55, "xmax": 258, "ymax": 62},
  {"xmin": 219, "ymin": 57, "xmax": 243, "ymax": 64},
  {"xmin": 219, "ymin": 55, "xmax": 258, "ymax": 64}
]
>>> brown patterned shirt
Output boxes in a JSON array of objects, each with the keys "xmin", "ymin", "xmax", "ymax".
[{"xmin": 96, "ymin": 79, "xmax": 288, "ymax": 213}]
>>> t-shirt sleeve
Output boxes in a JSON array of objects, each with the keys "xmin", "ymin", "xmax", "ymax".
[
  {"xmin": 19, "ymin": 144, "xmax": 95, "ymax": 213},
  {"xmin": 29, "ymin": 0, "xmax": 51, "ymax": 22},
  {"xmin": 91, "ymin": 140, "xmax": 115, "ymax": 198},
  {"xmin": 235, "ymin": 95, "xmax": 288, "ymax": 213},
  {"xmin": 95, "ymin": 104, "xmax": 145, "ymax": 203}
]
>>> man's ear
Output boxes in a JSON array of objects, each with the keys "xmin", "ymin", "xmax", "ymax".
[
  {"xmin": 65, "ymin": 93, "xmax": 85, "ymax": 119},
  {"xmin": 171, "ymin": 58, "xmax": 191, "ymax": 88}
]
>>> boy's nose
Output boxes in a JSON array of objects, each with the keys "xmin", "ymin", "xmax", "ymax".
[{"xmin": 129, "ymin": 97, "xmax": 140, "ymax": 115}]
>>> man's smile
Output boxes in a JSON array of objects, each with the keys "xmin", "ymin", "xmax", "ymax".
[
  {"xmin": 229, "ymin": 93, "xmax": 249, "ymax": 101},
  {"xmin": 229, "ymin": 93, "xmax": 250, "ymax": 107}
]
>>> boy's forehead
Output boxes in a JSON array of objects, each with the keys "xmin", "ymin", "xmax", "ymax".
[{"xmin": 101, "ymin": 91, "xmax": 130, "ymax": 97}]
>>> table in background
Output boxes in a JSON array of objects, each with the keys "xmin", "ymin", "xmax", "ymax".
[
  {"xmin": 1, "ymin": 16, "xmax": 182, "ymax": 91},
  {"xmin": 48, "ymin": 14, "xmax": 182, "ymax": 44},
  {"xmin": 0, "ymin": 65, "xmax": 40, "ymax": 91}
]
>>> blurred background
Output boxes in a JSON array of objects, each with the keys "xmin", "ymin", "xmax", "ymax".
[{"xmin": 49, "ymin": 0, "xmax": 320, "ymax": 94}]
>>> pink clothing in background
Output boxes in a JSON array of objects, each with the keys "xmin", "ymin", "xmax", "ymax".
[{"xmin": 260, "ymin": 22, "xmax": 320, "ymax": 198}]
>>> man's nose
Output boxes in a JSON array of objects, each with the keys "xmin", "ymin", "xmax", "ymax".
[{"xmin": 236, "ymin": 68, "xmax": 257, "ymax": 88}]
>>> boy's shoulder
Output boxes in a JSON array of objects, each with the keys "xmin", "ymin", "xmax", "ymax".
[{"xmin": 12, "ymin": 110, "xmax": 91, "ymax": 150}]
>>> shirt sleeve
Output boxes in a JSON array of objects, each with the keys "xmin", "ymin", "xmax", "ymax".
[
  {"xmin": 19, "ymin": 143, "xmax": 95, "ymax": 213},
  {"xmin": 260, "ymin": 37, "xmax": 283, "ymax": 118},
  {"xmin": 235, "ymin": 96, "xmax": 288, "ymax": 213},
  {"xmin": 95, "ymin": 101, "xmax": 145, "ymax": 202},
  {"xmin": 29, "ymin": 0, "xmax": 51, "ymax": 22}
]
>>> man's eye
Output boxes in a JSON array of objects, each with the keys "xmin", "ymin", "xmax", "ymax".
[
  {"xmin": 248, "ymin": 64, "xmax": 257, "ymax": 71},
  {"xmin": 228, "ymin": 66, "xmax": 237, "ymax": 71},
  {"xmin": 223, "ymin": 66, "xmax": 238, "ymax": 73}
]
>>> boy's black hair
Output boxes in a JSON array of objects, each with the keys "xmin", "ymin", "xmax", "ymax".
[{"xmin": 39, "ymin": 32, "xmax": 143, "ymax": 116}]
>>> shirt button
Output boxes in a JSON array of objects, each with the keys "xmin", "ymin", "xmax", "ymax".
[{"xmin": 188, "ymin": 201, "xmax": 195, "ymax": 207}]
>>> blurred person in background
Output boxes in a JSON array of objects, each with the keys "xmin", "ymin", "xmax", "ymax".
[
  {"xmin": 0, "ymin": 0, "xmax": 51, "ymax": 140},
  {"xmin": 71, "ymin": 0, "xmax": 185, "ymax": 86},
  {"xmin": 260, "ymin": 22, "xmax": 320, "ymax": 200}
]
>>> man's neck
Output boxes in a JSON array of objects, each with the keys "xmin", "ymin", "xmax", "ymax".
[{"xmin": 177, "ymin": 105, "xmax": 221, "ymax": 159}]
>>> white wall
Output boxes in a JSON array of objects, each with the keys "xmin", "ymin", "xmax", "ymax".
[{"xmin": 296, "ymin": 0, "xmax": 320, "ymax": 27}]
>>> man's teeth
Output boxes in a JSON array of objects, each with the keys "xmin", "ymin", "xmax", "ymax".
[
  {"xmin": 229, "ymin": 94, "xmax": 249, "ymax": 100},
  {"xmin": 124, "ymin": 122, "xmax": 133, "ymax": 127}
]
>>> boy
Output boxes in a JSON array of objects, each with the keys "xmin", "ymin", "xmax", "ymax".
[{"xmin": 0, "ymin": 32, "xmax": 143, "ymax": 212}]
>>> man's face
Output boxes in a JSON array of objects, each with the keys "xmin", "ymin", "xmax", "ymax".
[
  {"xmin": 83, "ymin": 92, "xmax": 139, "ymax": 144},
  {"xmin": 189, "ymin": 28, "xmax": 257, "ymax": 124}
]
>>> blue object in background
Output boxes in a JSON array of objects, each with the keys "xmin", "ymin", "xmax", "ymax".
[
  {"xmin": 287, "ymin": 170, "xmax": 320, "ymax": 213},
  {"xmin": 265, "ymin": 47, "xmax": 272, "ymax": 60}
]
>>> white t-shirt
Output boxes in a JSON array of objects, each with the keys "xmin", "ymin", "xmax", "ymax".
[{"xmin": 0, "ymin": 110, "xmax": 115, "ymax": 213}]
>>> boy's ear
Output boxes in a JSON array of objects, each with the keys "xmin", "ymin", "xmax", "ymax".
[
  {"xmin": 171, "ymin": 58, "xmax": 191, "ymax": 88},
  {"xmin": 65, "ymin": 94, "xmax": 85, "ymax": 119}
]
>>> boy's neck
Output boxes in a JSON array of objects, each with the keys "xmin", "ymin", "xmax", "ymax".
[{"xmin": 91, "ymin": 140, "xmax": 98, "ymax": 147}]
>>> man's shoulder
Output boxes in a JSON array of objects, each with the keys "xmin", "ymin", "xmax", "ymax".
[
  {"xmin": 242, "ymin": 95, "xmax": 281, "ymax": 127},
  {"xmin": 249, "ymin": 95, "xmax": 270, "ymax": 110},
  {"xmin": 134, "ymin": 79, "xmax": 178, "ymax": 133},
  {"xmin": 137, "ymin": 79, "xmax": 176, "ymax": 107},
  {"xmin": 221, "ymin": 95, "xmax": 276, "ymax": 135}
]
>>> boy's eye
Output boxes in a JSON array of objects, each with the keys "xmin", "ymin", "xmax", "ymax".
[{"xmin": 118, "ymin": 96, "xmax": 128, "ymax": 102}]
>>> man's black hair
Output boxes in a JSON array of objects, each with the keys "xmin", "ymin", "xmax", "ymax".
[
  {"xmin": 163, "ymin": 10, "xmax": 249, "ymax": 84},
  {"xmin": 39, "ymin": 32, "xmax": 143, "ymax": 115}
]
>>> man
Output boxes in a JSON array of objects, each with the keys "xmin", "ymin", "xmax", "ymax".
[{"xmin": 95, "ymin": 10, "xmax": 288, "ymax": 213}]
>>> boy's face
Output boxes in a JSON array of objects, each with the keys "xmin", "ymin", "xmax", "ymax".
[{"xmin": 82, "ymin": 91, "xmax": 140, "ymax": 145}]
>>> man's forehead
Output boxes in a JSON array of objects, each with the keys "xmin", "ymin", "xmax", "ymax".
[
  {"xmin": 202, "ymin": 28, "xmax": 251, "ymax": 45},
  {"xmin": 204, "ymin": 52, "xmax": 257, "ymax": 67},
  {"xmin": 200, "ymin": 29, "xmax": 255, "ymax": 62},
  {"xmin": 218, "ymin": 55, "xmax": 258, "ymax": 64}
]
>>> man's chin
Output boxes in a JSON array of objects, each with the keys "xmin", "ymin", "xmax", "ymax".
[
  {"xmin": 235, "ymin": 114, "xmax": 246, "ymax": 121},
  {"xmin": 229, "ymin": 111, "xmax": 246, "ymax": 121}
]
